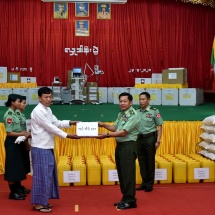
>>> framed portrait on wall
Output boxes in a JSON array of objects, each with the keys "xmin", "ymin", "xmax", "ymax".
[
  {"xmin": 75, "ymin": 20, "xmax": 90, "ymax": 37},
  {"xmin": 54, "ymin": 3, "xmax": 68, "ymax": 19},
  {"xmin": 75, "ymin": 3, "xmax": 89, "ymax": 17},
  {"xmin": 97, "ymin": 3, "xmax": 111, "ymax": 19}
]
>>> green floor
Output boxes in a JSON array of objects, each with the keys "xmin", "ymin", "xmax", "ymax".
[{"xmin": 0, "ymin": 103, "xmax": 215, "ymax": 122}]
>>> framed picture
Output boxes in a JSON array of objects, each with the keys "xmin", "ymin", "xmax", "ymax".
[
  {"xmin": 54, "ymin": 3, "xmax": 68, "ymax": 19},
  {"xmin": 75, "ymin": 20, "xmax": 90, "ymax": 37},
  {"xmin": 75, "ymin": 3, "xmax": 89, "ymax": 17},
  {"xmin": 97, "ymin": 3, "xmax": 111, "ymax": 19}
]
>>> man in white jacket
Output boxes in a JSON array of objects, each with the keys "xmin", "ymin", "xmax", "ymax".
[{"xmin": 30, "ymin": 87, "xmax": 79, "ymax": 213}]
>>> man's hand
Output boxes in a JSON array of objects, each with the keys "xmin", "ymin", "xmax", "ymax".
[
  {"xmin": 69, "ymin": 121, "xmax": 79, "ymax": 126},
  {"xmin": 96, "ymin": 133, "xmax": 108, "ymax": 139},
  {"xmin": 98, "ymin": 121, "xmax": 105, "ymax": 127},
  {"xmin": 67, "ymin": 134, "xmax": 81, "ymax": 139},
  {"xmin": 155, "ymin": 142, "xmax": 160, "ymax": 149}
]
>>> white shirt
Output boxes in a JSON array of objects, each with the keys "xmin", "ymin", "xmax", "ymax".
[{"xmin": 31, "ymin": 102, "xmax": 71, "ymax": 149}]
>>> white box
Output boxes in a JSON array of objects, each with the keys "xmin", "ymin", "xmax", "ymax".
[
  {"xmin": 98, "ymin": 87, "xmax": 107, "ymax": 103},
  {"xmin": 146, "ymin": 89, "xmax": 162, "ymax": 105},
  {"xmin": 162, "ymin": 89, "xmax": 178, "ymax": 105},
  {"xmin": 28, "ymin": 88, "xmax": 39, "ymax": 105},
  {"xmin": 107, "ymin": 87, "xmax": 114, "ymax": 103},
  {"xmin": 179, "ymin": 88, "xmax": 204, "ymax": 106},
  {"xmin": 151, "ymin": 73, "xmax": 162, "ymax": 84},
  {"xmin": 130, "ymin": 88, "xmax": 145, "ymax": 105},
  {"xmin": 135, "ymin": 78, "xmax": 152, "ymax": 84},
  {"xmin": 113, "ymin": 88, "xmax": 128, "ymax": 104},
  {"xmin": 0, "ymin": 88, "xmax": 12, "ymax": 106},
  {"xmin": 12, "ymin": 88, "xmax": 29, "ymax": 104},
  {"xmin": 0, "ymin": 67, "xmax": 7, "ymax": 83},
  {"xmin": 21, "ymin": 77, "xmax": 37, "ymax": 83}
]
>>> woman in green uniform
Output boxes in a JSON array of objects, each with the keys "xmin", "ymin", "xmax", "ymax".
[
  {"xmin": 15, "ymin": 95, "xmax": 31, "ymax": 195},
  {"xmin": 3, "ymin": 94, "xmax": 30, "ymax": 200}
]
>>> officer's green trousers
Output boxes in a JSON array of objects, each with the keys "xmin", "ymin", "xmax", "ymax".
[
  {"xmin": 115, "ymin": 141, "xmax": 137, "ymax": 204},
  {"xmin": 137, "ymin": 135, "xmax": 156, "ymax": 189}
]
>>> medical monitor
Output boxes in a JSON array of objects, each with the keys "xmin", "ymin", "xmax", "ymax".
[{"xmin": 73, "ymin": 67, "xmax": 82, "ymax": 77}]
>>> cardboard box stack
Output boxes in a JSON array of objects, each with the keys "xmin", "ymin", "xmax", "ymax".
[{"xmin": 162, "ymin": 68, "xmax": 187, "ymax": 84}]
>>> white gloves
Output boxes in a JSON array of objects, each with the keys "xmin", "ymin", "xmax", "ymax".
[{"xmin": 15, "ymin": 136, "xmax": 27, "ymax": 144}]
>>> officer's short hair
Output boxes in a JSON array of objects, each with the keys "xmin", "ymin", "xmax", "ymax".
[
  {"xmin": 38, "ymin": 87, "xmax": 52, "ymax": 97},
  {"xmin": 119, "ymin": 92, "xmax": 133, "ymax": 101},
  {"xmin": 139, "ymin": 92, "xmax": 150, "ymax": 99}
]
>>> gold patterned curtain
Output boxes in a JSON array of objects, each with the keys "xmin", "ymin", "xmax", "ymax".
[
  {"xmin": 179, "ymin": 0, "xmax": 215, "ymax": 8},
  {"xmin": 0, "ymin": 121, "xmax": 203, "ymax": 175}
]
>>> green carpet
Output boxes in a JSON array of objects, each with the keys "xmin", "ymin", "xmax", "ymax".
[{"xmin": 0, "ymin": 103, "xmax": 215, "ymax": 122}]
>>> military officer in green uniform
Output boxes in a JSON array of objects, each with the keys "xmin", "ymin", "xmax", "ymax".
[
  {"xmin": 3, "ymin": 94, "xmax": 30, "ymax": 200},
  {"xmin": 98, "ymin": 92, "xmax": 140, "ymax": 210},
  {"xmin": 136, "ymin": 92, "xmax": 163, "ymax": 192},
  {"xmin": 15, "ymin": 95, "xmax": 31, "ymax": 195}
]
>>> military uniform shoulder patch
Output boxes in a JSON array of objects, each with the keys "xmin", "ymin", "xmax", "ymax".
[
  {"xmin": 129, "ymin": 110, "xmax": 135, "ymax": 115},
  {"xmin": 156, "ymin": 113, "xmax": 161, "ymax": 118},
  {"xmin": 150, "ymin": 107, "xmax": 157, "ymax": 111},
  {"xmin": 7, "ymin": 118, "xmax": 13, "ymax": 124},
  {"xmin": 8, "ymin": 111, "xmax": 12, "ymax": 115}
]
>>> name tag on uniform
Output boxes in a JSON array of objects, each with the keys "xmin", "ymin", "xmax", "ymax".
[{"xmin": 76, "ymin": 122, "xmax": 98, "ymax": 137}]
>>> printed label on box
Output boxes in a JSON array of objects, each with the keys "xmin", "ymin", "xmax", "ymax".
[
  {"xmin": 134, "ymin": 94, "xmax": 139, "ymax": 101},
  {"xmin": 63, "ymin": 171, "xmax": 80, "ymax": 183},
  {"xmin": 168, "ymin": 73, "xmax": 177, "ymax": 79},
  {"xmin": 108, "ymin": 170, "xmax": 119, "ymax": 181},
  {"xmin": 155, "ymin": 169, "xmax": 167, "ymax": 180},
  {"xmin": 183, "ymin": 93, "xmax": 191, "ymax": 99},
  {"xmin": 151, "ymin": 94, "xmax": 156, "ymax": 101},
  {"xmin": 165, "ymin": 94, "xmax": 174, "ymax": 100},
  {"xmin": 194, "ymin": 168, "xmax": 209, "ymax": 179},
  {"xmin": 0, "ymin": 94, "xmax": 7, "ymax": 100}
]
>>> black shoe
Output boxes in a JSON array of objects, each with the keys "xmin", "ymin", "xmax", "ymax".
[
  {"xmin": 21, "ymin": 186, "xmax": 31, "ymax": 194},
  {"xmin": 9, "ymin": 192, "xmax": 25, "ymax": 200},
  {"xmin": 114, "ymin": 201, "xmax": 124, "ymax": 206},
  {"xmin": 117, "ymin": 202, "xmax": 137, "ymax": 210},
  {"xmin": 145, "ymin": 187, "xmax": 153, "ymax": 192},
  {"xmin": 136, "ymin": 184, "xmax": 146, "ymax": 190},
  {"xmin": 16, "ymin": 188, "xmax": 27, "ymax": 197}
]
